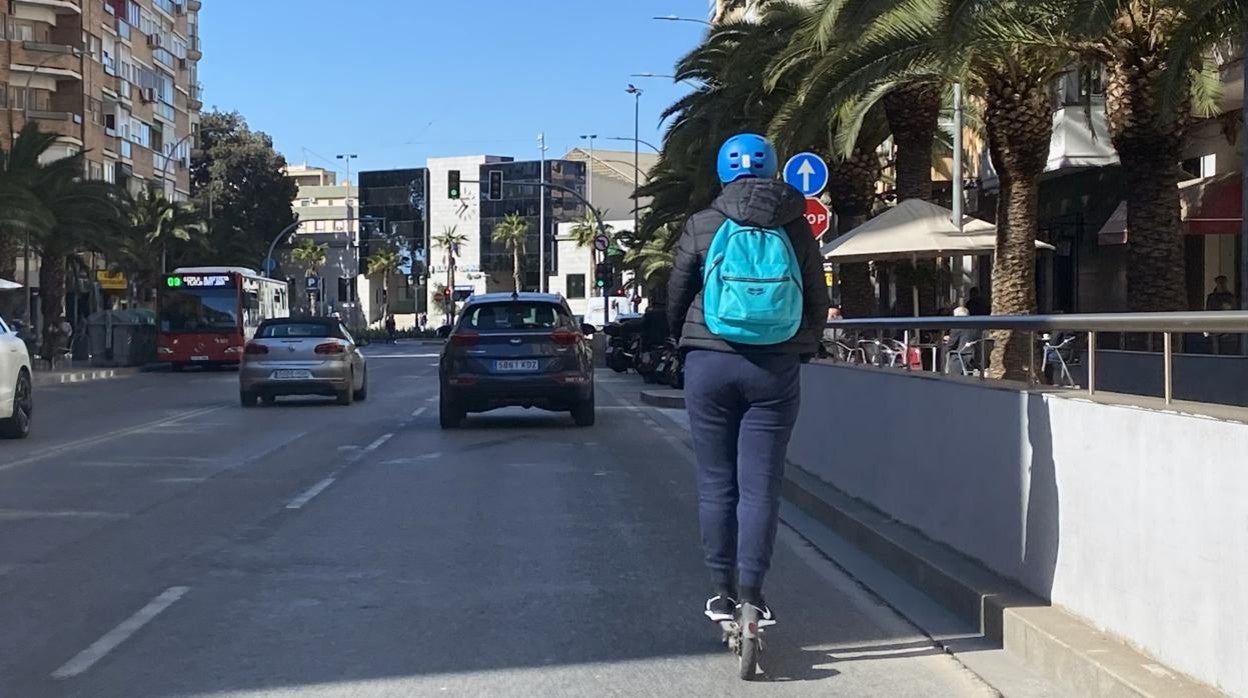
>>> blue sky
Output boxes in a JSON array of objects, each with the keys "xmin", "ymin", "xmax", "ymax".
[{"xmin": 199, "ymin": 0, "xmax": 711, "ymax": 181}]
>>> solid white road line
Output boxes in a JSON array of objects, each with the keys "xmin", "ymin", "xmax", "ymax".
[
  {"xmin": 285, "ymin": 477, "xmax": 336, "ymax": 510},
  {"xmin": 51, "ymin": 586, "xmax": 190, "ymax": 680}
]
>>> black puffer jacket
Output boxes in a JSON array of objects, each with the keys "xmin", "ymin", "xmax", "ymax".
[{"xmin": 667, "ymin": 178, "xmax": 829, "ymax": 355}]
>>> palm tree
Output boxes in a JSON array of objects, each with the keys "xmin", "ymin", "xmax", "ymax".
[
  {"xmin": 291, "ymin": 238, "xmax": 328, "ymax": 313},
  {"xmin": 569, "ymin": 213, "xmax": 615, "ymax": 299},
  {"xmin": 786, "ymin": 0, "xmax": 1075, "ymax": 378},
  {"xmin": 433, "ymin": 225, "xmax": 468, "ymax": 321},
  {"xmin": 366, "ymin": 248, "xmax": 402, "ymax": 318},
  {"xmin": 114, "ymin": 189, "xmax": 205, "ymax": 299},
  {"xmin": 1052, "ymin": 0, "xmax": 1241, "ymax": 310},
  {"xmin": 3, "ymin": 123, "xmax": 122, "ymax": 356},
  {"xmin": 636, "ymin": 5, "xmax": 815, "ymax": 247},
  {"xmin": 492, "ymin": 213, "xmax": 530, "ymax": 293}
]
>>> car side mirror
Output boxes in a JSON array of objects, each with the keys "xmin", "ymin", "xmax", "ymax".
[
  {"xmin": 581, "ymin": 323, "xmax": 597, "ymax": 336},
  {"xmin": 436, "ymin": 325, "xmax": 453, "ymax": 339}
]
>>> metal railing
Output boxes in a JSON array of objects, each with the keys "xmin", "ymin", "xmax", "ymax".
[{"xmin": 825, "ymin": 312, "xmax": 1248, "ymax": 405}]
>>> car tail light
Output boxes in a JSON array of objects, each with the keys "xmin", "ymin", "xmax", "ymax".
[
  {"xmin": 244, "ymin": 342, "xmax": 268, "ymax": 355},
  {"xmin": 315, "ymin": 342, "xmax": 346, "ymax": 354},
  {"xmin": 451, "ymin": 331, "xmax": 480, "ymax": 347},
  {"xmin": 551, "ymin": 329, "xmax": 579, "ymax": 346}
]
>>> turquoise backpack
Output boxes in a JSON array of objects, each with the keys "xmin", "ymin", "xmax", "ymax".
[{"xmin": 702, "ymin": 219, "xmax": 804, "ymax": 345}]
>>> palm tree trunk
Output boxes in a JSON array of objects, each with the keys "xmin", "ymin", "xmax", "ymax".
[
  {"xmin": 825, "ymin": 147, "xmax": 880, "ymax": 317},
  {"xmin": 884, "ymin": 83, "xmax": 942, "ymax": 317},
  {"xmin": 983, "ymin": 73, "xmax": 1053, "ymax": 380},
  {"xmin": 1104, "ymin": 53, "xmax": 1189, "ymax": 312},
  {"xmin": 0, "ymin": 232, "xmax": 17, "ymax": 318},
  {"xmin": 38, "ymin": 253, "xmax": 67, "ymax": 359},
  {"xmin": 513, "ymin": 249, "xmax": 521, "ymax": 293}
]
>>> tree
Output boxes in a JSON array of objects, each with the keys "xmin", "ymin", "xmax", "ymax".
[
  {"xmin": 492, "ymin": 213, "xmax": 530, "ymax": 293},
  {"xmin": 1, "ymin": 124, "xmax": 122, "ymax": 356},
  {"xmin": 787, "ymin": 0, "xmax": 1075, "ymax": 378},
  {"xmin": 113, "ymin": 190, "xmax": 205, "ymax": 299},
  {"xmin": 190, "ymin": 111, "xmax": 297, "ymax": 269},
  {"xmin": 569, "ymin": 213, "xmax": 614, "ymax": 298},
  {"xmin": 291, "ymin": 239, "xmax": 328, "ymax": 314},
  {"xmin": 366, "ymin": 248, "xmax": 402, "ymax": 317},
  {"xmin": 1053, "ymin": 0, "xmax": 1241, "ymax": 310},
  {"xmin": 433, "ymin": 225, "xmax": 468, "ymax": 321}
]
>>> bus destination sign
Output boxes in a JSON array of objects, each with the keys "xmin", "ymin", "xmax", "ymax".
[{"xmin": 166, "ymin": 274, "xmax": 232, "ymax": 288}]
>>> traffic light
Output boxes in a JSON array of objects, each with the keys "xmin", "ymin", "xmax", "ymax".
[
  {"xmin": 447, "ymin": 170, "xmax": 461, "ymax": 200},
  {"xmin": 487, "ymin": 170, "xmax": 503, "ymax": 201},
  {"xmin": 595, "ymin": 262, "xmax": 612, "ymax": 289}
]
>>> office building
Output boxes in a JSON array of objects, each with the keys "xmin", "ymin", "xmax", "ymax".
[
  {"xmin": 478, "ymin": 158, "xmax": 587, "ymax": 292},
  {"xmin": 358, "ymin": 167, "xmax": 428, "ymax": 322}
]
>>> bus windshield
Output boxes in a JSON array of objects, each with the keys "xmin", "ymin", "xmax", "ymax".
[{"xmin": 160, "ymin": 287, "xmax": 239, "ymax": 332}]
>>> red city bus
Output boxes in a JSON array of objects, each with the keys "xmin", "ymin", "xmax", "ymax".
[{"xmin": 157, "ymin": 267, "xmax": 290, "ymax": 370}]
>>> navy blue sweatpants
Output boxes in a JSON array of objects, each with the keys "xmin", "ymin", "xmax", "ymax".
[{"xmin": 683, "ymin": 350, "xmax": 801, "ymax": 594}]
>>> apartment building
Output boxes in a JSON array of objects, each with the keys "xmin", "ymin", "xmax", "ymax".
[{"xmin": 2, "ymin": 0, "xmax": 204, "ymax": 199}]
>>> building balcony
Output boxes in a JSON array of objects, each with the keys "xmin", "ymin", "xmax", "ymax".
[
  {"xmin": 187, "ymin": 0, "xmax": 201, "ymax": 10},
  {"xmin": 10, "ymin": 42, "xmax": 83, "ymax": 78},
  {"xmin": 11, "ymin": 111, "xmax": 83, "ymax": 141},
  {"xmin": 188, "ymin": 83, "xmax": 203, "ymax": 110},
  {"xmin": 187, "ymin": 35, "xmax": 202, "ymax": 61},
  {"xmin": 13, "ymin": 0, "xmax": 81, "ymax": 15}
]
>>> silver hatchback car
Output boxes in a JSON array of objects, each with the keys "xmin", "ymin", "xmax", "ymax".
[{"xmin": 239, "ymin": 317, "xmax": 367, "ymax": 406}]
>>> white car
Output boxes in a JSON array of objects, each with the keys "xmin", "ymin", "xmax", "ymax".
[{"xmin": 0, "ymin": 314, "xmax": 33, "ymax": 439}]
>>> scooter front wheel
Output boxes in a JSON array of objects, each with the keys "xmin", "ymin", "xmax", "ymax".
[{"xmin": 738, "ymin": 635, "xmax": 759, "ymax": 680}]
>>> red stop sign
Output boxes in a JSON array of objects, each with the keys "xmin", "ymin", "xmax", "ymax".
[{"xmin": 804, "ymin": 198, "xmax": 831, "ymax": 238}]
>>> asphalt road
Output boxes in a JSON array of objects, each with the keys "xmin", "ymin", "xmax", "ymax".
[{"xmin": 0, "ymin": 343, "xmax": 999, "ymax": 697}]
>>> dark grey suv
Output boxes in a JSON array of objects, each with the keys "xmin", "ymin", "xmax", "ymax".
[{"xmin": 439, "ymin": 293, "xmax": 596, "ymax": 428}]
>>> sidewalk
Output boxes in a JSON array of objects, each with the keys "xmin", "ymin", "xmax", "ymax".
[{"xmin": 637, "ymin": 382, "xmax": 1226, "ymax": 698}]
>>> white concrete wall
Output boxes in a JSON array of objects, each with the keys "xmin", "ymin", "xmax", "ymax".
[
  {"xmin": 425, "ymin": 156, "xmax": 508, "ymax": 323},
  {"xmin": 790, "ymin": 364, "xmax": 1248, "ymax": 697}
]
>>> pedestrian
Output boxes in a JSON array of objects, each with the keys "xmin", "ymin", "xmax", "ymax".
[
  {"xmin": 385, "ymin": 314, "xmax": 397, "ymax": 344},
  {"xmin": 1206, "ymin": 275, "xmax": 1236, "ymax": 311},
  {"xmin": 964, "ymin": 287, "xmax": 989, "ymax": 316},
  {"xmin": 668, "ymin": 133, "xmax": 829, "ymax": 629},
  {"xmin": 942, "ymin": 306, "xmax": 981, "ymax": 373},
  {"xmin": 418, "ymin": 312, "xmax": 428, "ymax": 332}
]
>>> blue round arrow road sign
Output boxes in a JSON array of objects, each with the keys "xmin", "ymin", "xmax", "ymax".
[{"xmin": 783, "ymin": 152, "xmax": 829, "ymax": 197}]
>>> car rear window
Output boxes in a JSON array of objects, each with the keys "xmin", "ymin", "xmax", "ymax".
[
  {"xmin": 461, "ymin": 302, "xmax": 567, "ymax": 331},
  {"xmin": 258, "ymin": 322, "xmax": 342, "ymax": 339}
]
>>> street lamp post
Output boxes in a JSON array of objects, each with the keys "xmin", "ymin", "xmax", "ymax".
[
  {"xmin": 156, "ymin": 125, "xmax": 226, "ymax": 274},
  {"xmin": 538, "ymin": 133, "xmax": 548, "ymax": 293},
  {"xmin": 262, "ymin": 216, "xmax": 304, "ymax": 280},
  {"xmin": 336, "ymin": 154, "xmax": 358, "ymax": 315},
  {"xmin": 625, "ymin": 85, "xmax": 643, "ymax": 239},
  {"xmin": 605, "ymin": 136, "xmax": 660, "ymax": 154},
  {"xmin": 630, "ymin": 72, "xmax": 703, "ymax": 88},
  {"xmin": 579, "ymin": 134, "xmax": 597, "ymax": 209}
]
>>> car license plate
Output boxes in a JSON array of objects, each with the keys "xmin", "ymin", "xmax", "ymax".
[
  {"xmin": 191, "ymin": 355, "xmax": 209, "ymax": 362},
  {"xmin": 495, "ymin": 360, "xmax": 539, "ymax": 372},
  {"xmin": 272, "ymin": 369, "xmax": 312, "ymax": 380}
]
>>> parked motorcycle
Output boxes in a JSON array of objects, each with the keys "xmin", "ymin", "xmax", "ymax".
[
  {"xmin": 603, "ymin": 315, "xmax": 643, "ymax": 373},
  {"xmin": 653, "ymin": 339, "xmax": 684, "ymax": 389}
]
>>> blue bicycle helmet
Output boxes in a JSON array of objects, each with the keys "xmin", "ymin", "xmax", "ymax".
[{"xmin": 717, "ymin": 133, "xmax": 778, "ymax": 184}]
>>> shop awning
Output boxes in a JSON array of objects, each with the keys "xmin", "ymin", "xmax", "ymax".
[
  {"xmin": 1180, "ymin": 172, "xmax": 1242, "ymax": 235},
  {"xmin": 0, "ymin": 278, "xmax": 21, "ymax": 290},
  {"xmin": 1098, "ymin": 171, "xmax": 1243, "ymax": 245},
  {"xmin": 821, "ymin": 198, "xmax": 1053, "ymax": 262}
]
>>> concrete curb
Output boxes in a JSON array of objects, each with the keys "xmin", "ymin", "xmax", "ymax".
[
  {"xmin": 783, "ymin": 465, "xmax": 1227, "ymax": 698},
  {"xmin": 639, "ymin": 389, "xmax": 686, "ymax": 409}
]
